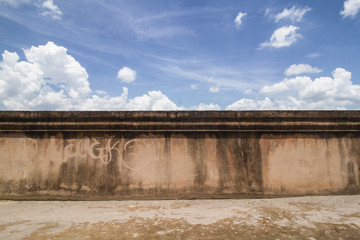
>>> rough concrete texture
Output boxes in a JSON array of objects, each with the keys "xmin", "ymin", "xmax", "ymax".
[
  {"xmin": 0, "ymin": 195, "xmax": 359, "ymax": 239},
  {"xmin": 1, "ymin": 132, "xmax": 359, "ymax": 199},
  {"xmin": 0, "ymin": 111, "xmax": 359, "ymax": 199}
]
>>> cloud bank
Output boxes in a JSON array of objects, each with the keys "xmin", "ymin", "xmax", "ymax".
[
  {"xmin": 229, "ymin": 68, "xmax": 360, "ymax": 110},
  {"xmin": 0, "ymin": 42, "xmax": 181, "ymax": 110},
  {"xmin": 1, "ymin": 43, "xmax": 359, "ymax": 111}
]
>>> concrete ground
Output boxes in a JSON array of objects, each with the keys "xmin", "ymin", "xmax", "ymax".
[{"xmin": 0, "ymin": 195, "xmax": 359, "ymax": 240}]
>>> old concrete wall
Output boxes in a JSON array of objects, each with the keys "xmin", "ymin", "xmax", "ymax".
[{"xmin": 0, "ymin": 111, "xmax": 359, "ymax": 199}]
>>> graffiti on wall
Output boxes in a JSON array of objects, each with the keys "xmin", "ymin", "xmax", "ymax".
[
  {"xmin": 63, "ymin": 136, "xmax": 120, "ymax": 164},
  {"xmin": 25, "ymin": 134, "xmax": 160, "ymax": 169}
]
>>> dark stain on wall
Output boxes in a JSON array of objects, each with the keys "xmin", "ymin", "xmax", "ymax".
[
  {"xmin": 216, "ymin": 135, "xmax": 231, "ymax": 192},
  {"xmin": 162, "ymin": 133, "xmax": 171, "ymax": 189},
  {"xmin": 216, "ymin": 133, "xmax": 262, "ymax": 193},
  {"xmin": 348, "ymin": 136, "xmax": 360, "ymax": 191},
  {"xmin": 187, "ymin": 134, "xmax": 208, "ymax": 191},
  {"xmin": 104, "ymin": 142, "xmax": 121, "ymax": 193},
  {"xmin": 0, "ymin": 130, "xmax": 359, "ymax": 200},
  {"xmin": 235, "ymin": 133, "xmax": 262, "ymax": 192}
]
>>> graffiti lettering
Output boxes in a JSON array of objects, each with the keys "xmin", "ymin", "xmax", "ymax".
[
  {"xmin": 122, "ymin": 134, "xmax": 160, "ymax": 170},
  {"xmin": 26, "ymin": 134, "xmax": 160, "ymax": 166},
  {"xmin": 90, "ymin": 137, "xmax": 120, "ymax": 164}
]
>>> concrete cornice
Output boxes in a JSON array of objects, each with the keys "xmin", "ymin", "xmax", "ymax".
[{"xmin": 0, "ymin": 111, "xmax": 359, "ymax": 132}]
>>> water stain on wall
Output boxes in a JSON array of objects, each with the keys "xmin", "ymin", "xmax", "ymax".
[
  {"xmin": 260, "ymin": 133, "xmax": 360, "ymax": 194},
  {"xmin": 215, "ymin": 133, "xmax": 262, "ymax": 194},
  {"xmin": 0, "ymin": 132, "xmax": 359, "ymax": 199}
]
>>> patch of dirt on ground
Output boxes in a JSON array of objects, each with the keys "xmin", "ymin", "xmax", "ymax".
[
  {"xmin": 1, "ymin": 196, "xmax": 360, "ymax": 239},
  {"xmin": 118, "ymin": 205, "xmax": 162, "ymax": 212},
  {"xmin": 170, "ymin": 202, "xmax": 191, "ymax": 209},
  {"xmin": 22, "ymin": 217, "xmax": 360, "ymax": 240},
  {"xmin": 0, "ymin": 221, "xmax": 30, "ymax": 232},
  {"xmin": 288, "ymin": 202, "xmax": 326, "ymax": 212}
]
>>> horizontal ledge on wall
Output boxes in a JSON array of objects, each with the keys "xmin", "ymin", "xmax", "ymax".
[{"xmin": 0, "ymin": 111, "xmax": 359, "ymax": 132}]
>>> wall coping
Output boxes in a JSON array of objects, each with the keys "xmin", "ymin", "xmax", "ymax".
[{"xmin": 0, "ymin": 111, "xmax": 359, "ymax": 132}]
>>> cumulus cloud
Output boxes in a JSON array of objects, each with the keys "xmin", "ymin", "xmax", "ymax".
[
  {"xmin": 95, "ymin": 90, "xmax": 107, "ymax": 95},
  {"xmin": 284, "ymin": 64, "xmax": 322, "ymax": 76},
  {"xmin": 0, "ymin": 42, "xmax": 179, "ymax": 110},
  {"xmin": 126, "ymin": 90, "xmax": 178, "ymax": 110},
  {"xmin": 41, "ymin": 0, "xmax": 63, "ymax": 20},
  {"xmin": 340, "ymin": 0, "xmax": 360, "ymax": 18},
  {"xmin": 2, "ymin": 43, "xmax": 359, "ymax": 111},
  {"xmin": 226, "ymin": 97, "xmax": 274, "ymax": 110},
  {"xmin": 117, "ymin": 66, "xmax": 136, "ymax": 83},
  {"xmin": 0, "ymin": 50, "xmax": 43, "ymax": 109},
  {"xmin": 260, "ymin": 81, "xmax": 291, "ymax": 95},
  {"xmin": 190, "ymin": 103, "xmax": 221, "ymax": 110},
  {"xmin": 74, "ymin": 87, "xmax": 181, "ymax": 111},
  {"xmin": 259, "ymin": 25, "xmax": 301, "ymax": 49},
  {"xmin": 227, "ymin": 68, "xmax": 360, "ymax": 110},
  {"xmin": 24, "ymin": 41, "xmax": 91, "ymax": 98},
  {"xmin": 248, "ymin": 68, "xmax": 360, "ymax": 109},
  {"xmin": 0, "ymin": 42, "xmax": 91, "ymax": 109},
  {"xmin": 275, "ymin": 6, "xmax": 311, "ymax": 23},
  {"xmin": 234, "ymin": 12, "xmax": 247, "ymax": 29}
]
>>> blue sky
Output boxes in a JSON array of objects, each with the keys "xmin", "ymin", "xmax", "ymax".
[{"xmin": 0, "ymin": 0, "xmax": 360, "ymax": 110}]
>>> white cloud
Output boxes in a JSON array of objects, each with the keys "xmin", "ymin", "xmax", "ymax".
[
  {"xmin": 275, "ymin": 6, "xmax": 311, "ymax": 23},
  {"xmin": 79, "ymin": 88, "xmax": 181, "ymax": 111},
  {"xmin": 251, "ymin": 68, "xmax": 360, "ymax": 109},
  {"xmin": 227, "ymin": 68, "xmax": 360, "ymax": 110},
  {"xmin": 117, "ymin": 66, "xmax": 136, "ymax": 83},
  {"xmin": 24, "ymin": 41, "xmax": 90, "ymax": 99},
  {"xmin": 340, "ymin": 0, "xmax": 360, "ymax": 18},
  {"xmin": 41, "ymin": 0, "xmax": 62, "ymax": 20},
  {"xmin": 127, "ymin": 90, "xmax": 179, "ymax": 110},
  {"xmin": 226, "ymin": 96, "xmax": 310, "ymax": 110},
  {"xmin": 209, "ymin": 84, "xmax": 220, "ymax": 93},
  {"xmin": 260, "ymin": 81, "xmax": 290, "ymax": 94},
  {"xmin": 190, "ymin": 103, "xmax": 221, "ymax": 110},
  {"xmin": 226, "ymin": 97, "xmax": 274, "ymax": 110},
  {"xmin": 0, "ymin": 42, "xmax": 91, "ymax": 109},
  {"xmin": 0, "ymin": 50, "xmax": 43, "ymax": 109},
  {"xmin": 234, "ymin": 12, "xmax": 247, "ymax": 29},
  {"xmin": 0, "ymin": 0, "xmax": 63, "ymax": 19},
  {"xmin": 284, "ymin": 64, "xmax": 322, "ymax": 76},
  {"xmin": 95, "ymin": 90, "xmax": 107, "ymax": 95},
  {"xmin": 190, "ymin": 84, "xmax": 198, "ymax": 90},
  {"xmin": 0, "ymin": 42, "xmax": 180, "ymax": 110},
  {"xmin": 259, "ymin": 25, "xmax": 301, "ymax": 49},
  {"xmin": 2, "ymin": 43, "xmax": 359, "ymax": 111}
]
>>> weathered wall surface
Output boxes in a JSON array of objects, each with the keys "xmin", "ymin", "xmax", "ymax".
[
  {"xmin": 260, "ymin": 134, "xmax": 360, "ymax": 194},
  {"xmin": 0, "ymin": 111, "xmax": 359, "ymax": 199}
]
